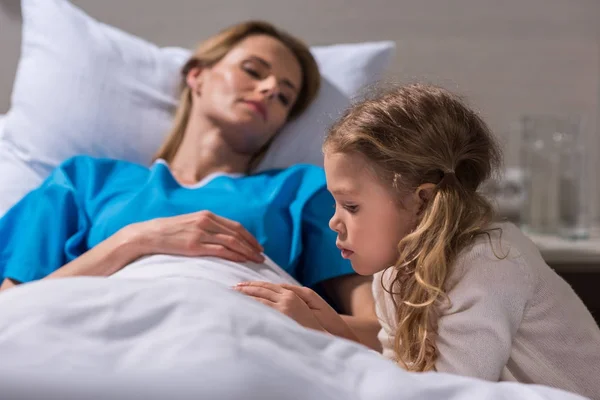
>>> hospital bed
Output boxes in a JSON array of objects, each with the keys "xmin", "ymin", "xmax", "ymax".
[{"xmin": 0, "ymin": 0, "xmax": 588, "ymax": 399}]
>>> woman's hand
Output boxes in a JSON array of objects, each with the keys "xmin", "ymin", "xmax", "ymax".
[
  {"xmin": 234, "ymin": 282, "xmax": 356, "ymax": 340},
  {"xmin": 129, "ymin": 210, "xmax": 264, "ymax": 263}
]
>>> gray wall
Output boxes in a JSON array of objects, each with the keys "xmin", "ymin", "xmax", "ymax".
[{"xmin": 1, "ymin": 0, "xmax": 599, "ymax": 218}]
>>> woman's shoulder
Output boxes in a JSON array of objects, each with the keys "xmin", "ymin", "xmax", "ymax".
[
  {"xmin": 51, "ymin": 156, "xmax": 149, "ymax": 185},
  {"xmin": 254, "ymin": 164, "xmax": 326, "ymax": 190},
  {"xmin": 256, "ymin": 163, "xmax": 325, "ymax": 179},
  {"xmin": 251, "ymin": 164, "xmax": 330, "ymax": 208},
  {"xmin": 57, "ymin": 155, "xmax": 145, "ymax": 171}
]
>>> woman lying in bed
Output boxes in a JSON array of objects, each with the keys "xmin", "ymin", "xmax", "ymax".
[{"xmin": 0, "ymin": 21, "xmax": 380, "ymax": 350}]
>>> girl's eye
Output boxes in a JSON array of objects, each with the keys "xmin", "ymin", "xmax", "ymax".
[{"xmin": 343, "ymin": 205, "xmax": 359, "ymax": 214}]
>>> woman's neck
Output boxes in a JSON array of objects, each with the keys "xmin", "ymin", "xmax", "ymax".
[{"xmin": 169, "ymin": 117, "xmax": 250, "ymax": 184}]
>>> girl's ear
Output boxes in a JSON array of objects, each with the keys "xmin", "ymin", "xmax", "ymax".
[{"xmin": 414, "ymin": 183, "xmax": 436, "ymax": 216}]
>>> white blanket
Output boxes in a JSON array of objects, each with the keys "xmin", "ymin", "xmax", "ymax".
[{"xmin": 0, "ymin": 256, "xmax": 586, "ymax": 400}]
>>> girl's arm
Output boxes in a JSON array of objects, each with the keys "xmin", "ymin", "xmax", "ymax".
[
  {"xmin": 323, "ymin": 274, "xmax": 382, "ymax": 351},
  {"xmin": 296, "ymin": 187, "xmax": 381, "ymax": 350},
  {"xmin": 235, "ymin": 279, "xmax": 381, "ymax": 351}
]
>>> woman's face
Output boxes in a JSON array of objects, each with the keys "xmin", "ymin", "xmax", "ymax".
[{"xmin": 187, "ymin": 34, "xmax": 303, "ymax": 155}]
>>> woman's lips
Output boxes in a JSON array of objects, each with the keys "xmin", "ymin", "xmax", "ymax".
[{"xmin": 243, "ymin": 100, "xmax": 267, "ymax": 121}]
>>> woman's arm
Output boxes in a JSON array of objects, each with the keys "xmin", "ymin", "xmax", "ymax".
[
  {"xmin": 0, "ymin": 278, "xmax": 17, "ymax": 291},
  {"xmin": 0, "ymin": 225, "xmax": 143, "ymax": 291},
  {"xmin": 45, "ymin": 225, "xmax": 144, "ymax": 280},
  {"xmin": 0, "ymin": 211, "xmax": 264, "ymax": 291},
  {"xmin": 0, "ymin": 158, "xmax": 93, "ymax": 286},
  {"xmin": 49, "ymin": 211, "xmax": 264, "ymax": 279}
]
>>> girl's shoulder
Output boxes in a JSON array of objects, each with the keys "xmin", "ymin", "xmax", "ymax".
[
  {"xmin": 450, "ymin": 222, "xmax": 541, "ymax": 291},
  {"xmin": 460, "ymin": 222, "xmax": 542, "ymax": 265}
]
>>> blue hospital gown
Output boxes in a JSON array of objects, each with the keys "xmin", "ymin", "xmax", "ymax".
[{"xmin": 0, "ymin": 156, "xmax": 353, "ymax": 289}]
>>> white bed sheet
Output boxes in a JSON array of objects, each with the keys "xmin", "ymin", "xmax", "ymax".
[{"xmin": 0, "ymin": 257, "xmax": 586, "ymax": 400}]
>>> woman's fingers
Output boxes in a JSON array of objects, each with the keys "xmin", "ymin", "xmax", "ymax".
[
  {"xmin": 195, "ymin": 244, "xmax": 250, "ymax": 263},
  {"xmin": 211, "ymin": 233, "xmax": 264, "ymax": 263},
  {"xmin": 193, "ymin": 213, "xmax": 264, "ymax": 262},
  {"xmin": 209, "ymin": 214, "xmax": 263, "ymax": 252},
  {"xmin": 196, "ymin": 213, "xmax": 264, "ymax": 261}
]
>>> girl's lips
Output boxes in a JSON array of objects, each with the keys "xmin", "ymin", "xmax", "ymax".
[{"xmin": 341, "ymin": 249, "xmax": 354, "ymax": 259}]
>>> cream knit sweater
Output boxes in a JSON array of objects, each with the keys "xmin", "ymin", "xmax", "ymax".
[{"xmin": 373, "ymin": 222, "xmax": 600, "ymax": 399}]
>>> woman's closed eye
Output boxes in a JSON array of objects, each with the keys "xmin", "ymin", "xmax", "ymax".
[
  {"xmin": 242, "ymin": 65, "xmax": 262, "ymax": 79},
  {"xmin": 278, "ymin": 94, "xmax": 290, "ymax": 106}
]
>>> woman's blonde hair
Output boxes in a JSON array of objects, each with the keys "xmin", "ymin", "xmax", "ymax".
[
  {"xmin": 154, "ymin": 20, "xmax": 321, "ymax": 168},
  {"xmin": 323, "ymin": 83, "xmax": 502, "ymax": 372}
]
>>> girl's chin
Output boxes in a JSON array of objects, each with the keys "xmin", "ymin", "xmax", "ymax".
[{"xmin": 351, "ymin": 261, "xmax": 388, "ymax": 276}]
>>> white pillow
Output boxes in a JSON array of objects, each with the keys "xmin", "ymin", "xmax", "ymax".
[
  {"xmin": 258, "ymin": 42, "xmax": 395, "ymax": 170},
  {"xmin": 4, "ymin": 0, "xmax": 394, "ymax": 173},
  {"xmin": 0, "ymin": 0, "xmax": 394, "ymax": 214},
  {"xmin": 0, "ymin": 115, "xmax": 43, "ymax": 216},
  {"xmin": 0, "ymin": 141, "xmax": 43, "ymax": 217}
]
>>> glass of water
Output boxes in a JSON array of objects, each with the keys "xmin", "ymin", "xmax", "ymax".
[
  {"xmin": 519, "ymin": 116, "xmax": 561, "ymax": 235},
  {"xmin": 555, "ymin": 120, "xmax": 590, "ymax": 239},
  {"xmin": 519, "ymin": 115, "xmax": 590, "ymax": 239}
]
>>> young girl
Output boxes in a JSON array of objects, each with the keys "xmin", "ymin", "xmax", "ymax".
[{"xmin": 235, "ymin": 83, "xmax": 600, "ymax": 398}]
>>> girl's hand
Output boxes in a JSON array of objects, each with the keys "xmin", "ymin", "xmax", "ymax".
[
  {"xmin": 233, "ymin": 281, "xmax": 325, "ymax": 332},
  {"xmin": 128, "ymin": 211, "xmax": 264, "ymax": 263},
  {"xmin": 234, "ymin": 282, "xmax": 355, "ymax": 340}
]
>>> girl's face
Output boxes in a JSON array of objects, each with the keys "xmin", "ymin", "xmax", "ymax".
[{"xmin": 324, "ymin": 151, "xmax": 421, "ymax": 276}]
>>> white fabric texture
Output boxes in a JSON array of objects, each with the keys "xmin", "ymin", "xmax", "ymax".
[
  {"xmin": 373, "ymin": 222, "xmax": 600, "ymax": 399},
  {"xmin": 0, "ymin": 256, "xmax": 585, "ymax": 400},
  {"xmin": 0, "ymin": 0, "xmax": 394, "ymax": 217},
  {"xmin": 110, "ymin": 253, "xmax": 300, "ymax": 286},
  {"xmin": 0, "ymin": 117, "xmax": 42, "ymax": 215}
]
